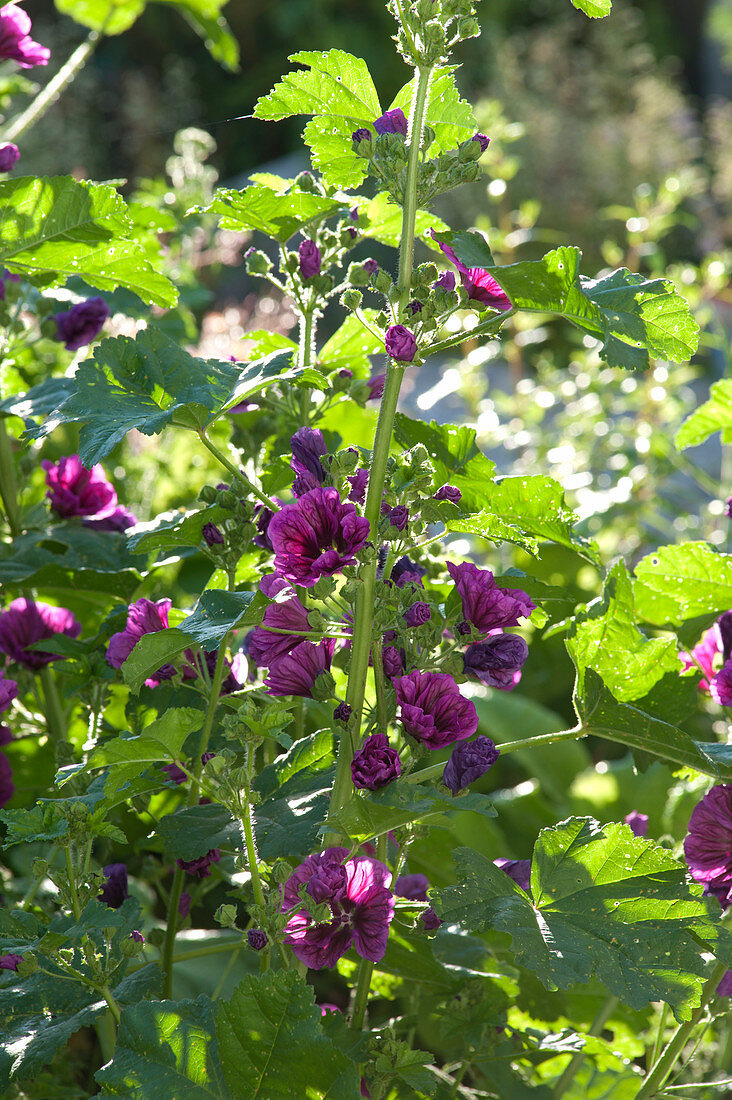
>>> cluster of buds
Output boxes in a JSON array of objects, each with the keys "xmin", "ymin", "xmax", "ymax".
[{"xmin": 387, "ymin": 0, "xmax": 481, "ymax": 67}]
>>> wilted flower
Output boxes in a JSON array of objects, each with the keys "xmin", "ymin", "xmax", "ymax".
[
  {"xmin": 385, "ymin": 325, "xmax": 417, "ymax": 363},
  {"xmin": 99, "ymin": 863, "xmax": 129, "ymax": 909},
  {"xmin": 248, "ymin": 929, "xmax": 268, "ymax": 951},
  {"xmin": 684, "ymin": 785, "xmax": 732, "ymax": 908},
  {"xmin": 291, "ymin": 426, "xmax": 328, "ymax": 496},
  {"xmin": 351, "ymin": 734, "xmax": 401, "ymax": 790},
  {"xmin": 494, "ymin": 857, "xmax": 531, "ymax": 892},
  {"xmin": 249, "ymin": 574, "xmax": 313, "ymax": 667},
  {"xmin": 463, "ymin": 633, "xmax": 528, "ymax": 689},
  {"xmin": 268, "ymin": 487, "xmax": 370, "ymax": 587},
  {"xmin": 443, "ymin": 736, "xmax": 500, "ymax": 794},
  {"xmin": 403, "ymin": 602, "xmax": 430, "ymax": 628},
  {"xmin": 334, "ymin": 702, "xmax": 352, "ymax": 724},
  {"xmin": 374, "ymin": 108, "xmax": 407, "ymax": 136},
  {"xmin": 625, "ymin": 811, "xmax": 649, "ymax": 838},
  {"xmin": 265, "ymin": 639, "xmax": 336, "ymax": 698},
  {"xmin": 177, "ymin": 849, "xmax": 221, "ymax": 879},
  {"xmin": 347, "ymin": 467, "xmax": 369, "ymax": 504},
  {"xmin": 54, "ymin": 297, "xmax": 109, "ymax": 351},
  {"xmin": 447, "ymin": 562, "xmax": 535, "ymax": 635},
  {"xmin": 386, "ymin": 505, "xmax": 409, "ymax": 532},
  {"xmin": 394, "ymin": 670, "xmax": 478, "ymax": 749},
  {"xmin": 281, "ymin": 847, "xmax": 395, "ymax": 969},
  {"xmin": 433, "ymin": 484, "xmax": 461, "ymax": 503},
  {"xmin": 0, "ymin": 673, "xmax": 18, "ymax": 713},
  {"xmin": 0, "ymin": 598, "xmax": 81, "ymax": 670},
  {"xmin": 0, "ymin": 5, "xmax": 49, "ymax": 67},
  {"xmin": 0, "ymin": 143, "xmax": 19, "ymax": 171},
  {"xmin": 298, "ymin": 239, "xmax": 322, "ymax": 279},
  {"xmin": 202, "ymin": 522, "xmax": 224, "ymax": 546},
  {"xmin": 435, "ymin": 238, "xmax": 511, "ymax": 312}
]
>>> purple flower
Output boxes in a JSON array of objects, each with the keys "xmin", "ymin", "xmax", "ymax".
[
  {"xmin": 99, "ymin": 863, "xmax": 128, "ymax": 909},
  {"xmin": 382, "ymin": 645, "xmax": 405, "ymax": 679},
  {"xmin": 248, "ymin": 929, "xmax": 268, "ymax": 951},
  {"xmin": 352, "ymin": 127, "xmax": 372, "ymax": 144},
  {"xmin": 42, "ymin": 454, "xmax": 117, "ymax": 519},
  {"xmin": 684, "ymin": 785, "xmax": 732, "ymax": 908},
  {"xmin": 472, "ymin": 133, "xmax": 490, "ymax": 152},
  {"xmin": 494, "ymin": 857, "xmax": 531, "ymax": 892},
  {"xmin": 334, "ymin": 702, "xmax": 352, "ymax": 724},
  {"xmin": 625, "ymin": 811, "xmax": 649, "ymax": 838},
  {"xmin": 264, "ymin": 639, "xmax": 335, "ymax": 698},
  {"xmin": 443, "ymin": 735, "xmax": 500, "ymax": 794},
  {"xmin": 347, "ymin": 468, "xmax": 369, "ymax": 504},
  {"xmin": 0, "ymin": 143, "xmax": 19, "ymax": 172},
  {"xmin": 366, "ymin": 373, "xmax": 386, "ymax": 401},
  {"xmin": 434, "ymin": 484, "xmax": 461, "ymax": 503},
  {"xmin": 711, "ymin": 662, "xmax": 732, "ymax": 706},
  {"xmin": 374, "ymin": 108, "xmax": 408, "ymax": 137},
  {"xmin": 363, "ymin": 259, "xmax": 379, "ymax": 275},
  {"xmin": 54, "ymin": 297, "xmax": 110, "ymax": 352},
  {"xmin": 268, "ymin": 487, "xmax": 370, "ymax": 588},
  {"xmin": 291, "ymin": 426, "xmax": 328, "ymax": 496},
  {"xmin": 447, "ymin": 562, "xmax": 535, "ymax": 635},
  {"xmin": 281, "ymin": 847, "xmax": 395, "ymax": 969},
  {"xmin": 680, "ymin": 624, "xmax": 723, "ymax": 691},
  {"xmin": 726, "ymin": 497, "xmax": 732, "ymax": 519},
  {"xmin": 178, "ymin": 893, "xmax": 192, "ymax": 917},
  {"xmin": 131, "ymin": 930, "xmax": 144, "ymax": 945},
  {"xmin": 0, "ymin": 724, "xmax": 11, "ymax": 746},
  {"xmin": 0, "ymin": 673, "xmax": 18, "ymax": 713},
  {"xmin": 719, "ymin": 971, "xmax": 732, "ymax": 996},
  {"xmin": 387, "ymin": 504, "xmax": 409, "ymax": 531},
  {"xmin": 351, "ymin": 734, "xmax": 402, "ymax": 790},
  {"xmin": 253, "ymin": 502, "xmax": 276, "ymax": 550},
  {"xmin": 434, "ymin": 271, "xmax": 456, "ymax": 291},
  {"xmin": 421, "ymin": 907, "xmax": 442, "ymax": 930},
  {"xmin": 298, "ymin": 239, "xmax": 322, "ymax": 279},
  {"xmin": 0, "ymin": 5, "xmax": 49, "ymax": 67},
  {"xmin": 106, "ymin": 598, "xmax": 172, "ymax": 685},
  {"xmin": 390, "ymin": 556, "xmax": 426, "ymax": 588},
  {"xmin": 162, "ymin": 761, "xmax": 187, "ymax": 785},
  {"xmin": 435, "ymin": 237, "xmax": 512, "ymax": 312},
  {"xmin": 249, "ymin": 574, "xmax": 313, "ymax": 667},
  {"xmin": 403, "ymin": 601, "xmax": 430, "ymax": 628},
  {"xmin": 0, "ymin": 953, "xmax": 22, "ymax": 971},
  {"xmin": 177, "ymin": 849, "xmax": 221, "ymax": 879},
  {"xmin": 385, "ymin": 324, "xmax": 417, "ymax": 363},
  {"xmin": 0, "ymin": 754, "xmax": 13, "ymax": 808},
  {"xmin": 84, "ymin": 505, "xmax": 137, "ymax": 532},
  {"xmin": 0, "ymin": 598, "xmax": 81, "ymax": 670},
  {"xmin": 463, "ymin": 633, "xmax": 528, "ymax": 690},
  {"xmin": 394, "ymin": 873, "xmax": 429, "ymax": 901},
  {"xmin": 321, "ymin": 1003, "xmax": 341, "ymax": 1015},
  {"xmin": 406, "ymin": 300, "xmax": 423, "ymax": 315},
  {"xmin": 394, "ymin": 670, "xmax": 478, "ymax": 750},
  {"xmin": 202, "ymin": 522, "xmax": 224, "ymax": 546}
]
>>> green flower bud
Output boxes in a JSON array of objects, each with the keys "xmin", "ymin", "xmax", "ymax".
[
  {"xmin": 341, "ymin": 288, "xmax": 363, "ymax": 311},
  {"xmin": 16, "ymin": 955, "xmax": 38, "ymax": 977},
  {"xmin": 457, "ymin": 15, "xmax": 480, "ymax": 38},
  {"xmin": 347, "ymin": 262, "xmax": 373, "ymax": 287},
  {"xmin": 294, "ymin": 171, "xmax": 318, "ymax": 192},
  {"xmin": 245, "ymin": 249, "xmax": 273, "ymax": 276},
  {"xmin": 216, "ymin": 489, "xmax": 238, "ymax": 510},
  {"xmin": 374, "ymin": 269, "xmax": 394, "ymax": 295},
  {"xmin": 458, "ymin": 137, "xmax": 484, "ymax": 162},
  {"xmin": 199, "ymin": 485, "xmax": 218, "ymax": 505},
  {"xmin": 121, "ymin": 934, "xmax": 145, "ymax": 957},
  {"xmin": 306, "ymin": 608, "xmax": 326, "ymax": 633},
  {"xmin": 215, "ymin": 904, "xmax": 238, "ymax": 928},
  {"xmin": 312, "ymin": 669, "xmax": 336, "ymax": 702}
]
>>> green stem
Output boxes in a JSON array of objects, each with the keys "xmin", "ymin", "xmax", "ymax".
[
  {"xmin": 0, "ymin": 421, "xmax": 20, "ymax": 535},
  {"xmin": 635, "ymin": 961, "xmax": 728, "ymax": 1100},
  {"xmin": 350, "ymin": 834, "xmax": 387, "ymax": 1031},
  {"xmin": 99, "ymin": 986, "xmax": 122, "ymax": 1027},
  {"xmin": 404, "ymin": 727, "xmax": 585, "ymax": 784},
  {"xmin": 650, "ymin": 1003, "xmax": 670, "ymax": 1069},
  {"xmin": 162, "ymin": 640, "xmax": 231, "ymax": 998},
  {"xmin": 373, "ymin": 637, "xmax": 387, "ymax": 730},
  {"xmin": 40, "ymin": 665, "xmax": 67, "ymax": 742},
  {"xmin": 298, "ymin": 307, "xmax": 317, "ymax": 424},
  {"xmin": 197, "ymin": 430, "xmax": 275, "ymax": 512},
  {"xmin": 328, "ymin": 64, "xmax": 433, "ymax": 842},
  {"xmin": 64, "ymin": 845, "xmax": 82, "ymax": 920},
  {"xmin": 96, "ymin": 1009, "xmax": 117, "ymax": 1061},
  {"xmin": 428, "ymin": 308, "xmax": 516, "ymax": 357},
  {"xmin": 5, "ymin": 31, "xmax": 100, "ymax": 142},
  {"xmin": 552, "ymin": 996, "xmax": 619, "ymax": 1099}
]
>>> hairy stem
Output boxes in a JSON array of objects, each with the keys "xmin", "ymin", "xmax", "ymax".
[
  {"xmin": 40, "ymin": 665, "xmax": 67, "ymax": 743},
  {"xmin": 197, "ymin": 429, "xmax": 275, "ymax": 511}
]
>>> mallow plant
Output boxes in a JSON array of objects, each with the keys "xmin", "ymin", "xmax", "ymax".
[{"xmin": 3, "ymin": 0, "xmax": 732, "ymax": 1097}]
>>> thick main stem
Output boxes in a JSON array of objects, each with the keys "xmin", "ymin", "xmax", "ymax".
[
  {"xmin": 5, "ymin": 33, "xmax": 99, "ymax": 142},
  {"xmin": 328, "ymin": 63, "xmax": 433, "ymax": 834}
]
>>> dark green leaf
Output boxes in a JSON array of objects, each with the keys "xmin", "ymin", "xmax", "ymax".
[
  {"xmin": 329, "ymin": 783, "xmax": 496, "ymax": 844},
  {"xmin": 0, "ymin": 376, "xmax": 75, "ymax": 427},
  {"xmin": 432, "ymin": 228, "xmax": 494, "ymax": 269},
  {"xmin": 255, "ymin": 728, "xmax": 333, "ymax": 799},
  {"xmin": 120, "ymin": 629, "xmax": 193, "ymax": 694},
  {"xmin": 359, "ymin": 193, "xmax": 448, "ymax": 251},
  {"xmin": 87, "ymin": 708, "xmax": 203, "ymax": 771},
  {"xmin": 393, "ymin": 413, "xmax": 495, "ymax": 512},
  {"xmin": 181, "ymin": 589, "xmax": 264, "ymax": 647},
  {"xmin": 156, "ymin": 802, "xmax": 244, "ymax": 860},
  {"xmin": 0, "ymin": 523, "xmax": 142, "ymax": 600},
  {"xmin": 215, "ymin": 971, "xmax": 360, "ymax": 1099},
  {"xmin": 126, "ymin": 505, "xmax": 229, "ymax": 555},
  {"xmin": 254, "ymin": 765, "xmax": 332, "ymax": 860},
  {"xmin": 633, "ymin": 542, "xmax": 732, "ymax": 626}
]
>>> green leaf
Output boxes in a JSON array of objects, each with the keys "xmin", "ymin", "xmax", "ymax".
[
  {"xmin": 318, "ymin": 311, "xmax": 383, "ymax": 375},
  {"xmin": 0, "ymin": 522, "xmax": 142, "ymax": 600},
  {"xmin": 0, "ymin": 376, "xmax": 75, "ymax": 428},
  {"xmin": 119, "ymin": 630, "xmax": 194, "ymax": 693},
  {"xmin": 676, "ymin": 379, "xmax": 732, "ymax": 450},
  {"xmin": 126, "ymin": 505, "xmax": 229, "ymax": 555},
  {"xmin": 96, "ymin": 997, "xmax": 230, "ymax": 1098},
  {"xmin": 255, "ymin": 729, "xmax": 334, "ymax": 799},
  {"xmin": 54, "ymin": 0, "xmax": 147, "ymax": 34},
  {"xmin": 26, "ymin": 326, "xmax": 292, "ymax": 465},
  {"xmin": 160, "ymin": 0, "xmax": 239, "ymax": 71},
  {"xmin": 328, "ymin": 783, "xmax": 496, "ymax": 844},
  {"xmin": 633, "ymin": 542, "xmax": 732, "ymax": 626},
  {"xmin": 566, "ymin": 562, "xmax": 679, "ymax": 702},
  {"xmin": 254, "ymin": 765, "xmax": 332, "ymax": 860},
  {"xmin": 571, "ymin": 0, "xmax": 612, "ymax": 16},
  {"xmin": 393, "ymin": 413, "xmax": 496, "ymax": 511},
  {"xmin": 254, "ymin": 50, "xmax": 380, "ymax": 188},
  {"xmin": 87, "ymin": 708, "xmax": 203, "ymax": 773},
  {"xmin": 181, "ymin": 589, "xmax": 264, "ymax": 647},
  {"xmin": 156, "ymin": 803, "xmax": 243, "ymax": 860},
  {"xmin": 0, "ymin": 803, "xmax": 71, "ymax": 848},
  {"xmin": 390, "ymin": 66, "xmax": 477, "ymax": 154},
  {"xmin": 432, "ymin": 228, "xmax": 494, "ymax": 269},
  {"xmin": 0, "ymin": 176, "xmax": 177, "ymax": 306},
  {"xmin": 216, "ymin": 971, "xmax": 360, "ymax": 1099},
  {"xmin": 434, "ymin": 820, "xmax": 713, "ymax": 1020},
  {"xmin": 205, "ymin": 184, "xmax": 346, "ymax": 243}
]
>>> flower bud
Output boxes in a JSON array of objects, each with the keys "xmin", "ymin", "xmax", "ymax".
[
  {"xmin": 374, "ymin": 269, "xmax": 394, "ymax": 295},
  {"xmin": 216, "ymin": 903, "xmax": 238, "ymax": 928},
  {"xmin": 351, "ymin": 128, "xmax": 373, "ymax": 156},
  {"xmin": 248, "ymin": 929, "xmax": 268, "ymax": 951},
  {"xmin": 312, "ymin": 669, "xmax": 336, "ymax": 702},
  {"xmin": 347, "ymin": 262, "xmax": 374, "ymax": 287},
  {"xmin": 198, "ymin": 485, "xmax": 218, "ymax": 504},
  {"xmin": 294, "ymin": 170, "xmax": 318, "ymax": 192},
  {"xmin": 245, "ymin": 248, "xmax": 273, "ymax": 276},
  {"xmin": 457, "ymin": 16, "xmax": 480, "ymax": 38},
  {"xmin": 341, "ymin": 288, "xmax": 363, "ymax": 310}
]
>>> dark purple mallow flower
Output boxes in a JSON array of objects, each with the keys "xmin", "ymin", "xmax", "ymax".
[
  {"xmin": 447, "ymin": 562, "xmax": 535, "ymax": 635},
  {"xmin": 403, "ymin": 602, "xmax": 430, "ymax": 628},
  {"xmin": 394, "ymin": 670, "xmax": 478, "ymax": 750},
  {"xmin": 718, "ymin": 971, "xmax": 732, "ymax": 997},
  {"xmin": 434, "ymin": 484, "xmax": 461, "ymax": 503},
  {"xmin": 248, "ymin": 929, "xmax": 268, "ymax": 951},
  {"xmin": 351, "ymin": 733, "xmax": 402, "ymax": 790},
  {"xmin": 106, "ymin": 598, "xmax": 172, "ymax": 685},
  {"xmin": 472, "ymin": 133, "xmax": 490, "ymax": 152},
  {"xmin": 443, "ymin": 735, "xmax": 500, "ymax": 794},
  {"xmin": 352, "ymin": 127, "xmax": 372, "ymax": 144},
  {"xmin": 390, "ymin": 556, "xmax": 426, "ymax": 588},
  {"xmin": 394, "ymin": 873, "xmax": 429, "ymax": 901},
  {"xmin": 711, "ymin": 662, "xmax": 732, "ymax": 707},
  {"xmin": 385, "ymin": 325, "xmax": 417, "ymax": 363},
  {"xmin": 0, "ymin": 753, "xmax": 13, "ymax": 808},
  {"xmin": 264, "ymin": 639, "xmax": 336, "ymax": 698},
  {"xmin": 298, "ymin": 239, "xmax": 322, "ymax": 279},
  {"xmin": 291, "ymin": 426, "xmax": 328, "ymax": 496},
  {"xmin": 625, "ymin": 811, "xmax": 649, "ymax": 838},
  {"xmin": 382, "ymin": 645, "xmax": 405, "ymax": 679},
  {"xmin": 363, "ymin": 259, "xmax": 379, "ymax": 275},
  {"xmin": 374, "ymin": 108, "xmax": 407, "ymax": 137},
  {"xmin": 0, "ymin": 953, "xmax": 22, "ymax": 971},
  {"xmin": 684, "ymin": 785, "xmax": 732, "ymax": 907},
  {"xmin": 434, "ymin": 236, "xmax": 512, "ymax": 312},
  {"xmin": 178, "ymin": 892, "xmax": 192, "ymax": 917},
  {"xmin": 281, "ymin": 847, "xmax": 395, "ymax": 969},
  {"xmin": 463, "ymin": 633, "xmax": 528, "ymax": 690},
  {"xmin": 387, "ymin": 505, "xmax": 409, "ymax": 531},
  {"xmin": 0, "ymin": 673, "xmax": 18, "ymax": 713},
  {"xmin": 334, "ymin": 702, "xmax": 352, "ymax": 723},
  {"xmin": 54, "ymin": 297, "xmax": 110, "ymax": 352},
  {"xmin": 42, "ymin": 454, "xmax": 117, "ymax": 519},
  {"xmin": 406, "ymin": 300, "xmax": 422, "ymax": 315},
  {"xmin": 0, "ymin": 143, "xmax": 19, "ymax": 172},
  {"xmin": 347, "ymin": 468, "xmax": 369, "ymax": 505},
  {"xmin": 253, "ymin": 502, "xmax": 276, "ymax": 550},
  {"xmin": 494, "ymin": 857, "xmax": 531, "ymax": 892},
  {"xmin": 202, "ymin": 522, "xmax": 224, "ymax": 546},
  {"xmin": 84, "ymin": 505, "xmax": 137, "ymax": 532},
  {"xmin": 162, "ymin": 761, "xmax": 187, "ymax": 785},
  {"xmin": 0, "ymin": 598, "xmax": 81, "ymax": 670},
  {"xmin": 366, "ymin": 373, "xmax": 386, "ymax": 401},
  {"xmin": 131, "ymin": 930, "xmax": 144, "ymax": 945},
  {"xmin": 422, "ymin": 907, "xmax": 442, "ymax": 930},
  {"xmin": 0, "ymin": 5, "xmax": 49, "ymax": 67},
  {"xmin": 434, "ymin": 271, "xmax": 456, "ymax": 291},
  {"xmin": 177, "ymin": 849, "xmax": 221, "ymax": 879},
  {"xmin": 268, "ymin": 487, "xmax": 370, "ymax": 588},
  {"xmin": 99, "ymin": 863, "xmax": 129, "ymax": 909},
  {"xmin": 726, "ymin": 498, "xmax": 732, "ymax": 519},
  {"xmin": 0, "ymin": 724, "xmax": 11, "ymax": 746},
  {"xmin": 249, "ymin": 574, "xmax": 313, "ymax": 668}
]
